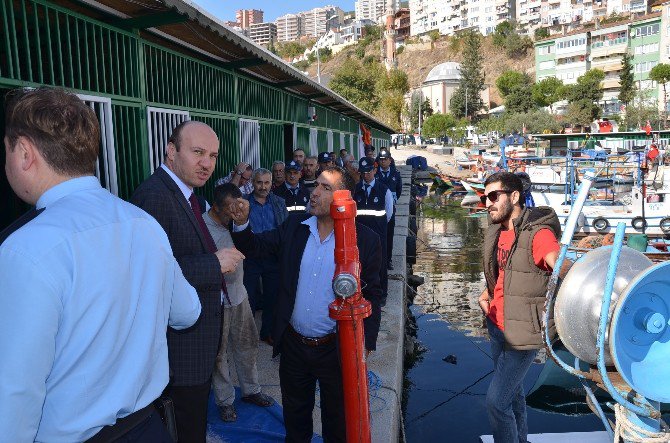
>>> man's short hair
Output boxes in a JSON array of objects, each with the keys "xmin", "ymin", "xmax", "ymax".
[
  {"xmin": 213, "ymin": 183, "xmax": 242, "ymax": 207},
  {"xmin": 304, "ymin": 155, "xmax": 318, "ymax": 163},
  {"xmin": 4, "ymin": 87, "xmax": 100, "ymax": 176},
  {"xmin": 253, "ymin": 167, "xmax": 272, "ymax": 180},
  {"xmin": 167, "ymin": 120, "xmax": 197, "ymax": 152},
  {"xmin": 484, "ymin": 171, "xmax": 524, "ymax": 196},
  {"xmin": 272, "ymin": 160, "xmax": 285, "ymax": 169},
  {"xmin": 339, "ymin": 149, "xmax": 347, "ymax": 155},
  {"xmin": 293, "ymin": 148, "xmax": 305, "ymax": 153},
  {"xmin": 322, "ymin": 166, "xmax": 355, "ymax": 194}
]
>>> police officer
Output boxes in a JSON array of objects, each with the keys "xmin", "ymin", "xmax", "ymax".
[
  {"xmin": 273, "ymin": 160, "xmax": 310, "ymax": 214},
  {"xmin": 317, "ymin": 151, "xmax": 335, "ymax": 172},
  {"xmin": 354, "ymin": 157, "xmax": 394, "ymax": 305},
  {"xmin": 375, "ymin": 148, "xmax": 402, "ymax": 270}
]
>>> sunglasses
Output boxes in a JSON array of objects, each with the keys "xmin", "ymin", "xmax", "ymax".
[{"xmin": 480, "ymin": 190, "xmax": 513, "ymax": 205}]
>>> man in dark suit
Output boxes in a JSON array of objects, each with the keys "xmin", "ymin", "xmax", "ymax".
[
  {"xmin": 228, "ymin": 167, "xmax": 382, "ymax": 443},
  {"xmin": 131, "ymin": 121, "xmax": 244, "ymax": 443}
]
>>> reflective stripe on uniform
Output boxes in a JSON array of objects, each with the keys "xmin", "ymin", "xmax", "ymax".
[
  {"xmin": 357, "ymin": 209, "xmax": 387, "ymax": 217},
  {"xmin": 287, "ymin": 206, "xmax": 307, "ymax": 212}
]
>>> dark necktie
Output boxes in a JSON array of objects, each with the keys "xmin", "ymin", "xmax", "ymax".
[
  {"xmin": 188, "ymin": 193, "xmax": 229, "ymax": 302},
  {"xmin": 0, "ymin": 207, "xmax": 45, "ymax": 246},
  {"xmin": 384, "ymin": 171, "xmax": 389, "ymax": 179},
  {"xmin": 292, "ymin": 188, "xmax": 298, "ymax": 197}
]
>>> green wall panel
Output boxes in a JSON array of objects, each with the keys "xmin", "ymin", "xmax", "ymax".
[
  {"xmin": 296, "ymin": 126, "xmax": 310, "ymax": 150},
  {"xmin": 260, "ymin": 122, "xmax": 284, "ymax": 169},
  {"xmin": 112, "ymin": 104, "xmax": 147, "ymax": 199}
]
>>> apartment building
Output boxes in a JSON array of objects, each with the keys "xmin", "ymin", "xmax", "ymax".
[
  {"xmin": 236, "ymin": 9, "xmax": 264, "ymax": 29},
  {"xmin": 276, "ymin": 13, "xmax": 304, "ymax": 42},
  {"xmin": 248, "ymin": 22, "xmax": 277, "ymax": 46},
  {"xmin": 303, "ymin": 6, "xmax": 345, "ymax": 37},
  {"xmin": 340, "ymin": 19, "xmax": 376, "ymax": 44},
  {"xmin": 409, "ymin": 0, "xmax": 515, "ymax": 37},
  {"xmin": 534, "ymin": 13, "xmax": 662, "ymax": 115},
  {"xmin": 395, "ymin": 8, "xmax": 411, "ymax": 43},
  {"xmin": 355, "ymin": 0, "xmax": 398, "ymax": 23}
]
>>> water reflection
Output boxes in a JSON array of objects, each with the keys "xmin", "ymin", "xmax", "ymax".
[{"xmin": 414, "ymin": 195, "xmax": 488, "ymax": 339}]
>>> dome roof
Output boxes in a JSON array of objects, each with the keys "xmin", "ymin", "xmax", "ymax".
[{"xmin": 424, "ymin": 62, "xmax": 461, "ymax": 84}]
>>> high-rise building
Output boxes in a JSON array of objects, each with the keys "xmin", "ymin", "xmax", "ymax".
[
  {"xmin": 303, "ymin": 6, "xmax": 345, "ymax": 37},
  {"xmin": 355, "ymin": 0, "xmax": 397, "ymax": 23},
  {"xmin": 276, "ymin": 13, "xmax": 304, "ymax": 41},
  {"xmin": 236, "ymin": 9, "xmax": 264, "ymax": 29},
  {"xmin": 410, "ymin": 0, "xmax": 515, "ymax": 37},
  {"xmin": 248, "ymin": 22, "xmax": 277, "ymax": 46}
]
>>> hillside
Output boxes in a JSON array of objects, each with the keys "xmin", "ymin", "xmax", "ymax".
[{"xmin": 305, "ymin": 34, "xmax": 535, "ymax": 108}]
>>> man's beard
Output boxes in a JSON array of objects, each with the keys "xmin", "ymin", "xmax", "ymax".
[{"xmin": 489, "ymin": 199, "xmax": 513, "ymax": 224}]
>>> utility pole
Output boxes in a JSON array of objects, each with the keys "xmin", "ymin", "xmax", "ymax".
[
  {"xmin": 465, "ymin": 85, "xmax": 468, "ymax": 120},
  {"xmin": 317, "ymin": 46, "xmax": 321, "ymax": 84}
]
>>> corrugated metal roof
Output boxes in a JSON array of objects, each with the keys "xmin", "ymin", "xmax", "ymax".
[{"xmin": 78, "ymin": 0, "xmax": 394, "ymax": 133}]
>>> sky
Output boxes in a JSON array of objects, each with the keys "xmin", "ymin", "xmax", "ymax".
[{"xmin": 193, "ymin": 0, "xmax": 356, "ymax": 23}]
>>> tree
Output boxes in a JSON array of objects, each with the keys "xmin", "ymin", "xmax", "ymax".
[
  {"xmin": 503, "ymin": 109, "xmax": 561, "ymax": 134},
  {"xmin": 618, "ymin": 53, "xmax": 635, "ymax": 108},
  {"xmin": 428, "ymin": 30, "xmax": 441, "ymax": 42},
  {"xmin": 329, "ymin": 59, "xmax": 380, "ymax": 113},
  {"xmin": 407, "ymin": 93, "xmax": 433, "ymax": 132},
  {"xmin": 492, "ymin": 21, "xmax": 514, "ymax": 48},
  {"xmin": 449, "ymin": 30, "xmax": 486, "ymax": 120},
  {"xmin": 496, "ymin": 70, "xmax": 531, "ymax": 98},
  {"xmin": 563, "ymin": 69, "xmax": 605, "ymax": 125},
  {"xmin": 505, "ymin": 33, "xmax": 533, "ymax": 58},
  {"xmin": 276, "ymin": 41, "xmax": 306, "ymax": 59},
  {"xmin": 649, "ymin": 63, "xmax": 670, "ymax": 128},
  {"xmin": 421, "ymin": 113, "xmax": 466, "ymax": 141},
  {"xmin": 532, "ymin": 77, "xmax": 564, "ymax": 113},
  {"xmin": 505, "ymin": 84, "xmax": 535, "ymax": 113},
  {"xmin": 376, "ymin": 69, "xmax": 410, "ymax": 131},
  {"xmin": 534, "ymin": 27, "xmax": 550, "ymax": 40}
]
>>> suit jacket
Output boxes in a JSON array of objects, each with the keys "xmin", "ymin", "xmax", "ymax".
[
  {"xmin": 230, "ymin": 213, "xmax": 383, "ymax": 357},
  {"xmin": 130, "ymin": 167, "xmax": 222, "ymax": 386}
]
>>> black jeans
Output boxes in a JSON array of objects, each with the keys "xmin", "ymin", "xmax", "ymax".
[{"xmin": 279, "ymin": 330, "xmax": 345, "ymax": 443}]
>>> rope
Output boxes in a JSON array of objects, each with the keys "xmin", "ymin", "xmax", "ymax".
[{"xmin": 613, "ymin": 404, "xmax": 670, "ymax": 443}]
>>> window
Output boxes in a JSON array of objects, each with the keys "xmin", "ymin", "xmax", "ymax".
[
  {"xmin": 635, "ymin": 61, "xmax": 658, "ymax": 73},
  {"xmin": 634, "ymin": 42, "xmax": 659, "ymax": 55},
  {"xmin": 239, "ymin": 119, "xmax": 261, "ymax": 168},
  {"xmin": 635, "ymin": 23, "xmax": 660, "ymax": 37},
  {"xmin": 539, "ymin": 60, "xmax": 555, "ymax": 70},
  {"xmin": 147, "ymin": 107, "xmax": 190, "ymax": 173},
  {"xmin": 538, "ymin": 45, "xmax": 554, "ymax": 55},
  {"xmin": 81, "ymin": 94, "xmax": 118, "ymax": 195}
]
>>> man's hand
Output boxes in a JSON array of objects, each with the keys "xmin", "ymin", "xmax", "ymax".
[
  {"xmin": 229, "ymin": 197, "xmax": 250, "ymax": 226},
  {"xmin": 478, "ymin": 288, "xmax": 490, "ymax": 315},
  {"xmin": 235, "ymin": 162, "xmax": 249, "ymax": 175},
  {"xmin": 215, "ymin": 248, "xmax": 245, "ymax": 274}
]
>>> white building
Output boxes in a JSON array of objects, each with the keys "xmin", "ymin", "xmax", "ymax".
[
  {"xmin": 302, "ymin": 6, "xmax": 345, "ymax": 38},
  {"xmin": 340, "ymin": 19, "xmax": 376, "ymax": 44},
  {"xmin": 247, "ymin": 22, "xmax": 277, "ymax": 46},
  {"xmin": 275, "ymin": 13, "xmax": 304, "ymax": 42},
  {"xmin": 409, "ymin": 0, "xmax": 515, "ymax": 37},
  {"xmin": 355, "ymin": 0, "xmax": 398, "ymax": 23}
]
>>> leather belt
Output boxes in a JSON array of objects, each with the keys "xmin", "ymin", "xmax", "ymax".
[{"xmin": 288, "ymin": 325, "xmax": 336, "ymax": 347}]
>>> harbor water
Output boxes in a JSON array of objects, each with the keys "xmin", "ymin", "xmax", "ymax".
[{"xmin": 402, "ymin": 193, "xmax": 604, "ymax": 442}]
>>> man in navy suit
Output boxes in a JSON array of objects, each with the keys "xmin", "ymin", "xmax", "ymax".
[
  {"xmin": 131, "ymin": 121, "xmax": 244, "ymax": 443},
  {"xmin": 228, "ymin": 167, "xmax": 382, "ymax": 442}
]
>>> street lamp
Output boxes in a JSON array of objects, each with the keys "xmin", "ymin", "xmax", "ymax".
[{"xmin": 316, "ymin": 15, "xmax": 339, "ymax": 84}]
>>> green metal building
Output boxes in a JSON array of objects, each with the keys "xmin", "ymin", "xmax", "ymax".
[{"xmin": 0, "ymin": 0, "xmax": 394, "ymax": 229}]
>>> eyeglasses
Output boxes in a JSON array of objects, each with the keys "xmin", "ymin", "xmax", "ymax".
[{"xmin": 480, "ymin": 190, "xmax": 513, "ymax": 205}]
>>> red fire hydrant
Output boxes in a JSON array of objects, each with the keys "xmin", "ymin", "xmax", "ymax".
[{"xmin": 329, "ymin": 189, "xmax": 372, "ymax": 443}]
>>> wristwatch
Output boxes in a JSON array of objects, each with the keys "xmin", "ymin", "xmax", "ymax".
[{"xmin": 236, "ymin": 170, "xmax": 243, "ymax": 176}]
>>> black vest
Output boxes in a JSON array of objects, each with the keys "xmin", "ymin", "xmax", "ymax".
[
  {"xmin": 353, "ymin": 180, "xmax": 388, "ymax": 245},
  {"xmin": 273, "ymin": 184, "xmax": 309, "ymax": 213}
]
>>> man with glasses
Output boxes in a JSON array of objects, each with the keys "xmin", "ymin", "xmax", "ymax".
[
  {"xmin": 217, "ymin": 161, "xmax": 254, "ymax": 195},
  {"xmin": 478, "ymin": 172, "xmax": 563, "ymax": 443}
]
